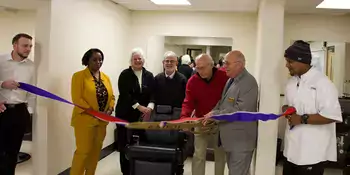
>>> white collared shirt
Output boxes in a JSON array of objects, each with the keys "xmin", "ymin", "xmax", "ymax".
[
  {"xmin": 0, "ymin": 53, "xmax": 36, "ymax": 113},
  {"xmin": 165, "ymin": 71, "xmax": 175, "ymax": 79},
  {"xmin": 133, "ymin": 69, "xmax": 143, "ymax": 90},
  {"xmin": 283, "ymin": 67, "xmax": 342, "ymax": 165}
]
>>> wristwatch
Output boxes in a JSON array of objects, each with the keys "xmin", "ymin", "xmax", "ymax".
[{"xmin": 301, "ymin": 114, "xmax": 309, "ymax": 124}]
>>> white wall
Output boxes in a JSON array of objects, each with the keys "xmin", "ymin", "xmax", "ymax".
[
  {"xmin": 34, "ymin": 0, "xmax": 131, "ymax": 174},
  {"xmin": 165, "ymin": 36, "xmax": 233, "ymax": 46},
  {"xmin": 0, "ymin": 10, "xmax": 36, "ymax": 59},
  {"xmin": 146, "ymin": 35, "xmax": 165, "ymax": 74},
  {"xmin": 164, "ymin": 43, "xmax": 185, "ymax": 56},
  {"xmin": 129, "ymin": 11, "xmax": 258, "ymax": 74}
]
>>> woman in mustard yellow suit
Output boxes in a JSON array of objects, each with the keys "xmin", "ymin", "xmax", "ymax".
[{"xmin": 70, "ymin": 48, "xmax": 115, "ymax": 175}]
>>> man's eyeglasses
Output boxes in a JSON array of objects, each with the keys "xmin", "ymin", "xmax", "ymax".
[
  {"xmin": 164, "ymin": 60, "xmax": 176, "ymax": 64},
  {"xmin": 223, "ymin": 61, "xmax": 241, "ymax": 66}
]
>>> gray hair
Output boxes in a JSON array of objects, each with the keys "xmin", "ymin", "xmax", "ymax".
[
  {"xmin": 195, "ymin": 53, "xmax": 214, "ymax": 66},
  {"xmin": 181, "ymin": 55, "xmax": 191, "ymax": 65},
  {"xmin": 130, "ymin": 47, "xmax": 145, "ymax": 63},
  {"xmin": 163, "ymin": 51, "xmax": 177, "ymax": 60}
]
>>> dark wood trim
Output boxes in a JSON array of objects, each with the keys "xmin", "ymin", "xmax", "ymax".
[{"xmin": 58, "ymin": 143, "xmax": 116, "ymax": 175}]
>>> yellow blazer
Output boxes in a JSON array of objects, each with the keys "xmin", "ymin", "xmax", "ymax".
[{"xmin": 71, "ymin": 68, "xmax": 115, "ymax": 127}]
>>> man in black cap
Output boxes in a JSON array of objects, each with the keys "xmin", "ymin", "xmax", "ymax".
[{"xmin": 281, "ymin": 40, "xmax": 342, "ymax": 175}]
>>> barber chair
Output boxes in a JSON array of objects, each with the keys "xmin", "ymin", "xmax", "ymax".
[{"xmin": 126, "ymin": 106, "xmax": 187, "ymax": 175}]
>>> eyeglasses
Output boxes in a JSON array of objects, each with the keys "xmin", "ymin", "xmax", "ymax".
[
  {"xmin": 223, "ymin": 61, "xmax": 241, "ymax": 66},
  {"xmin": 164, "ymin": 60, "xmax": 176, "ymax": 64}
]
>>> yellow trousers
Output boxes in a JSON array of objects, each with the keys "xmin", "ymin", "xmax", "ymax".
[{"xmin": 70, "ymin": 124, "xmax": 106, "ymax": 175}]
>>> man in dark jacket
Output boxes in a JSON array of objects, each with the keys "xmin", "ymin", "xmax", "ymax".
[
  {"xmin": 114, "ymin": 48, "xmax": 155, "ymax": 175},
  {"xmin": 178, "ymin": 54, "xmax": 193, "ymax": 80},
  {"xmin": 154, "ymin": 51, "xmax": 187, "ymax": 108},
  {"xmin": 152, "ymin": 51, "xmax": 187, "ymax": 174}
]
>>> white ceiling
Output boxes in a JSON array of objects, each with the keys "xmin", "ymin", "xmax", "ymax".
[
  {"xmin": 112, "ymin": 0, "xmax": 259, "ymax": 12},
  {"xmin": 0, "ymin": 0, "xmax": 349, "ymax": 15},
  {"xmin": 113, "ymin": 0, "xmax": 350, "ymax": 14}
]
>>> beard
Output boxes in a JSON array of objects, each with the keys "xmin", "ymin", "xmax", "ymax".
[
  {"xmin": 17, "ymin": 52, "xmax": 28, "ymax": 59},
  {"xmin": 288, "ymin": 69, "xmax": 295, "ymax": 76}
]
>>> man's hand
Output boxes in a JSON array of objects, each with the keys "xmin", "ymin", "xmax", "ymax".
[
  {"xmin": 1, "ymin": 80, "xmax": 20, "ymax": 90},
  {"xmin": 137, "ymin": 105, "xmax": 148, "ymax": 113},
  {"xmin": 137, "ymin": 106, "xmax": 152, "ymax": 121},
  {"xmin": 202, "ymin": 111, "xmax": 214, "ymax": 126},
  {"xmin": 286, "ymin": 113, "xmax": 301, "ymax": 126},
  {"xmin": 0, "ymin": 102, "xmax": 6, "ymax": 113},
  {"xmin": 281, "ymin": 105, "xmax": 290, "ymax": 113},
  {"xmin": 106, "ymin": 107, "xmax": 113, "ymax": 115}
]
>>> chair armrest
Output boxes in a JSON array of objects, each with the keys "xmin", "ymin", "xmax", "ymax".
[{"xmin": 130, "ymin": 134, "xmax": 140, "ymax": 145}]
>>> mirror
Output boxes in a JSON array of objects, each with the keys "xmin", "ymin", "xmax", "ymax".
[{"xmin": 164, "ymin": 35, "xmax": 233, "ymax": 71}]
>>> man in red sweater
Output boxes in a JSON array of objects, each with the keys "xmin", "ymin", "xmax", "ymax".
[{"xmin": 181, "ymin": 54, "xmax": 228, "ymax": 175}]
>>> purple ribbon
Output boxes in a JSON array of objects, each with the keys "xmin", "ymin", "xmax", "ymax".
[
  {"xmin": 19, "ymin": 82, "xmax": 73, "ymax": 105},
  {"xmin": 212, "ymin": 111, "xmax": 281, "ymax": 122},
  {"xmin": 18, "ymin": 82, "xmax": 294, "ymax": 125},
  {"xmin": 18, "ymin": 82, "xmax": 129, "ymax": 125}
]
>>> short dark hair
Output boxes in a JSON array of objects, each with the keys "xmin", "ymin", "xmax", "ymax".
[
  {"xmin": 81, "ymin": 48, "xmax": 104, "ymax": 66},
  {"xmin": 218, "ymin": 59, "xmax": 223, "ymax": 66},
  {"xmin": 12, "ymin": 33, "xmax": 33, "ymax": 44}
]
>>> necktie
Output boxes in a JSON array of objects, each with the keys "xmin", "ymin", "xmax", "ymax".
[{"xmin": 224, "ymin": 78, "xmax": 234, "ymax": 94}]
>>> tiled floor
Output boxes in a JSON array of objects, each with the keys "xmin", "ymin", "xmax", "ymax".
[{"xmin": 16, "ymin": 142, "xmax": 344, "ymax": 175}]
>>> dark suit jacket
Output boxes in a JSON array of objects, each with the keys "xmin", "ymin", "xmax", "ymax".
[
  {"xmin": 115, "ymin": 66, "xmax": 155, "ymax": 122},
  {"xmin": 178, "ymin": 64, "xmax": 193, "ymax": 80}
]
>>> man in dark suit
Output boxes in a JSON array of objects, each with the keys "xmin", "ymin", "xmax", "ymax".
[{"xmin": 115, "ymin": 48, "xmax": 155, "ymax": 175}]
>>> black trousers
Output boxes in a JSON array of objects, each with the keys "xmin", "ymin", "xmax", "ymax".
[
  {"xmin": 116, "ymin": 125, "xmax": 146, "ymax": 175},
  {"xmin": 0, "ymin": 103, "xmax": 30, "ymax": 175},
  {"xmin": 283, "ymin": 160, "xmax": 325, "ymax": 175}
]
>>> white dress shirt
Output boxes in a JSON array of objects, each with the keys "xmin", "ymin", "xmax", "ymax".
[
  {"xmin": 0, "ymin": 53, "xmax": 36, "ymax": 113},
  {"xmin": 283, "ymin": 67, "xmax": 342, "ymax": 165},
  {"xmin": 165, "ymin": 71, "xmax": 175, "ymax": 79},
  {"xmin": 131, "ymin": 68, "xmax": 154, "ymax": 110}
]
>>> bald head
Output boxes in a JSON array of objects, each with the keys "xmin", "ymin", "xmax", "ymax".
[
  {"xmin": 224, "ymin": 50, "xmax": 246, "ymax": 78},
  {"xmin": 195, "ymin": 54, "xmax": 214, "ymax": 66},
  {"xmin": 225, "ymin": 50, "xmax": 246, "ymax": 66},
  {"xmin": 195, "ymin": 54, "xmax": 214, "ymax": 79}
]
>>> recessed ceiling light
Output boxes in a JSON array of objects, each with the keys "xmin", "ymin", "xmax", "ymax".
[
  {"xmin": 316, "ymin": 0, "xmax": 350, "ymax": 9},
  {"xmin": 150, "ymin": 0, "xmax": 191, "ymax": 5}
]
